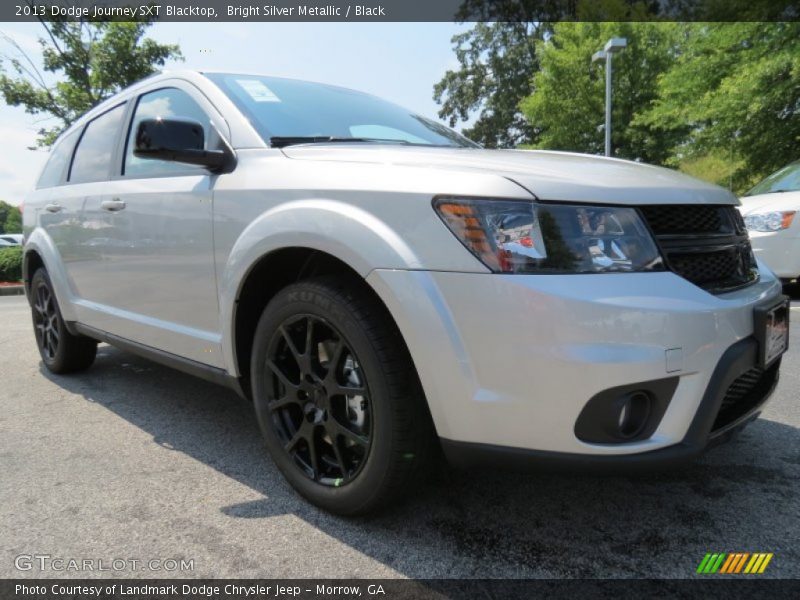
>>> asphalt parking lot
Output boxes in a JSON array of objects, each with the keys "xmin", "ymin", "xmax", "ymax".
[{"xmin": 1, "ymin": 290, "xmax": 799, "ymax": 579}]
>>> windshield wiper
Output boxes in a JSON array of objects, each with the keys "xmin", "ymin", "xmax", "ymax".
[{"xmin": 270, "ymin": 136, "xmax": 415, "ymax": 148}]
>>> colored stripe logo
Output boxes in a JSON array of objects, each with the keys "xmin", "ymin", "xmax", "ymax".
[{"xmin": 697, "ymin": 552, "xmax": 773, "ymax": 574}]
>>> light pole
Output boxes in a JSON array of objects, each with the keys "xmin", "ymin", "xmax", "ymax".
[{"xmin": 592, "ymin": 37, "xmax": 627, "ymax": 157}]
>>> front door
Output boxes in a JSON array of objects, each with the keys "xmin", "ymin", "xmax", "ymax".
[{"xmin": 75, "ymin": 85, "xmax": 226, "ymax": 367}]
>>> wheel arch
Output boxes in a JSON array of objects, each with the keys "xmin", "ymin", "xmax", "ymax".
[
  {"xmin": 230, "ymin": 247, "xmax": 415, "ymax": 401},
  {"xmin": 21, "ymin": 232, "xmax": 78, "ymax": 322},
  {"xmin": 23, "ymin": 247, "xmax": 45, "ymax": 298},
  {"xmin": 219, "ymin": 198, "xmax": 424, "ymax": 385}
]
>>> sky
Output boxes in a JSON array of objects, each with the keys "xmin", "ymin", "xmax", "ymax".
[{"xmin": 0, "ymin": 22, "xmax": 470, "ymax": 205}]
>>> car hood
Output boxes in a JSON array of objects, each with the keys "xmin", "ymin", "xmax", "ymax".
[
  {"xmin": 738, "ymin": 190, "xmax": 800, "ymax": 214},
  {"xmin": 281, "ymin": 145, "xmax": 737, "ymax": 205}
]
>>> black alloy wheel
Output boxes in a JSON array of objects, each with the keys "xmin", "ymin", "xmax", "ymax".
[
  {"xmin": 265, "ymin": 314, "xmax": 372, "ymax": 486},
  {"xmin": 29, "ymin": 268, "xmax": 97, "ymax": 373},
  {"xmin": 32, "ymin": 279, "xmax": 60, "ymax": 361},
  {"xmin": 250, "ymin": 276, "xmax": 434, "ymax": 515}
]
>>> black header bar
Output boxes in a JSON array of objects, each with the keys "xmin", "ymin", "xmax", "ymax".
[
  {"xmin": 3, "ymin": 0, "xmax": 800, "ymax": 22},
  {"xmin": 3, "ymin": 579, "xmax": 800, "ymax": 600}
]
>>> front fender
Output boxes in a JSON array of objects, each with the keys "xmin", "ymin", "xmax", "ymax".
[
  {"xmin": 224, "ymin": 198, "xmax": 421, "ymax": 282},
  {"xmin": 218, "ymin": 199, "xmax": 422, "ymax": 375}
]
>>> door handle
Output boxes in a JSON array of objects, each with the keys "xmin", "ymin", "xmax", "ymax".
[
  {"xmin": 45, "ymin": 203, "xmax": 62, "ymax": 213},
  {"xmin": 101, "ymin": 198, "xmax": 126, "ymax": 212}
]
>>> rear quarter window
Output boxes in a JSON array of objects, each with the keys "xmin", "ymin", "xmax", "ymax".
[{"xmin": 36, "ymin": 129, "xmax": 80, "ymax": 189}]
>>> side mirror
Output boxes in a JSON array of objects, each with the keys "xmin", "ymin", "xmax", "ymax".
[{"xmin": 133, "ymin": 118, "xmax": 228, "ymax": 171}]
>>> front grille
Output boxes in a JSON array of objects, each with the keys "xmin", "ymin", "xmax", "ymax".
[
  {"xmin": 669, "ymin": 246, "xmax": 750, "ymax": 289},
  {"xmin": 712, "ymin": 364, "xmax": 779, "ymax": 432},
  {"xmin": 641, "ymin": 205, "xmax": 724, "ymax": 234},
  {"xmin": 640, "ymin": 205, "xmax": 758, "ymax": 294}
]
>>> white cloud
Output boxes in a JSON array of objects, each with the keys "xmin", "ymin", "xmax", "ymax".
[
  {"xmin": 0, "ymin": 25, "xmax": 51, "ymax": 204},
  {"xmin": 0, "ymin": 27, "xmax": 43, "ymax": 60},
  {"xmin": 0, "ymin": 120, "xmax": 47, "ymax": 205}
]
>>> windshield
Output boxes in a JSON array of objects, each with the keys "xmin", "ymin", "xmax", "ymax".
[
  {"xmin": 745, "ymin": 161, "xmax": 800, "ymax": 196},
  {"xmin": 204, "ymin": 73, "xmax": 478, "ymax": 148}
]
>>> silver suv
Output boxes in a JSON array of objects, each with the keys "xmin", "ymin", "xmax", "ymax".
[{"xmin": 23, "ymin": 71, "xmax": 789, "ymax": 514}]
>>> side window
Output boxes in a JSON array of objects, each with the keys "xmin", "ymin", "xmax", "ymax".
[
  {"xmin": 124, "ymin": 88, "xmax": 211, "ymax": 178},
  {"xmin": 69, "ymin": 104, "xmax": 126, "ymax": 184},
  {"xmin": 37, "ymin": 129, "xmax": 80, "ymax": 189}
]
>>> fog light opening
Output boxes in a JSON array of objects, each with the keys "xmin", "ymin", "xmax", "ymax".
[
  {"xmin": 617, "ymin": 392, "xmax": 651, "ymax": 439},
  {"xmin": 618, "ymin": 403, "xmax": 629, "ymax": 430}
]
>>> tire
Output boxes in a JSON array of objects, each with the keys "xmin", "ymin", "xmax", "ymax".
[
  {"xmin": 30, "ymin": 268, "xmax": 97, "ymax": 374},
  {"xmin": 250, "ymin": 276, "xmax": 434, "ymax": 515}
]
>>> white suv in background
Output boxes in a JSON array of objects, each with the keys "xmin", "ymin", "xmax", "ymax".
[
  {"xmin": 22, "ymin": 71, "xmax": 789, "ymax": 514},
  {"xmin": 740, "ymin": 160, "xmax": 800, "ymax": 283}
]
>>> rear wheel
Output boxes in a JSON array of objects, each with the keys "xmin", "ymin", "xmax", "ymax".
[
  {"xmin": 250, "ymin": 276, "xmax": 433, "ymax": 515},
  {"xmin": 30, "ymin": 268, "xmax": 97, "ymax": 374}
]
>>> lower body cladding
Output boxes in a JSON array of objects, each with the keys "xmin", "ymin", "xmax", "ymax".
[{"xmin": 366, "ymin": 264, "xmax": 785, "ymax": 470}]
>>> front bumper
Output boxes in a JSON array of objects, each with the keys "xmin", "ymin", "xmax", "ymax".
[
  {"xmin": 366, "ymin": 262, "xmax": 784, "ymax": 465},
  {"xmin": 441, "ymin": 338, "xmax": 780, "ymax": 471}
]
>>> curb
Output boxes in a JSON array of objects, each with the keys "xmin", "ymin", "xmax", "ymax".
[{"xmin": 0, "ymin": 285, "xmax": 24, "ymax": 297}]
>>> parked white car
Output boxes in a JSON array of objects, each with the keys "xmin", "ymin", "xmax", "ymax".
[
  {"xmin": 739, "ymin": 160, "xmax": 800, "ymax": 283},
  {"xmin": 0, "ymin": 233, "xmax": 23, "ymax": 246},
  {"xmin": 22, "ymin": 71, "xmax": 789, "ymax": 514}
]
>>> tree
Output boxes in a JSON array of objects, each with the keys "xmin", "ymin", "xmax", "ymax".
[
  {"xmin": 519, "ymin": 21, "xmax": 683, "ymax": 164},
  {"xmin": 0, "ymin": 200, "xmax": 22, "ymax": 234},
  {"xmin": 432, "ymin": 0, "xmax": 664, "ymax": 148},
  {"xmin": 640, "ymin": 22, "xmax": 800, "ymax": 191},
  {"xmin": 433, "ymin": 22, "xmax": 543, "ymax": 148},
  {"xmin": 0, "ymin": 246, "xmax": 23, "ymax": 281},
  {"xmin": 0, "ymin": 20, "xmax": 181, "ymax": 147}
]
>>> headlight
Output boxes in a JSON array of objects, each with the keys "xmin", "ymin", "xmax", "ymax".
[
  {"xmin": 743, "ymin": 211, "xmax": 796, "ymax": 232},
  {"xmin": 433, "ymin": 197, "xmax": 664, "ymax": 274}
]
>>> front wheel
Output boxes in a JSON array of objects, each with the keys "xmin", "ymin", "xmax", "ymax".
[
  {"xmin": 30, "ymin": 268, "xmax": 97, "ymax": 374},
  {"xmin": 250, "ymin": 276, "xmax": 434, "ymax": 515}
]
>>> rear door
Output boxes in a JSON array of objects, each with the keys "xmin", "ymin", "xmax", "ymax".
[
  {"xmin": 74, "ymin": 83, "xmax": 225, "ymax": 367},
  {"xmin": 43, "ymin": 104, "xmax": 127, "ymax": 305}
]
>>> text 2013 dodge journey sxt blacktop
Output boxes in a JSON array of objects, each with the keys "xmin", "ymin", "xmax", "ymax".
[{"xmin": 23, "ymin": 71, "xmax": 789, "ymax": 514}]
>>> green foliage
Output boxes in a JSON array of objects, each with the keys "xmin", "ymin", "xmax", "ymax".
[
  {"xmin": 0, "ymin": 201, "xmax": 22, "ymax": 234},
  {"xmin": 435, "ymin": 0, "xmax": 665, "ymax": 148},
  {"xmin": 676, "ymin": 152, "xmax": 749, "ymax": 193},
  {"xmin": 0, "ymin": 21, "xmax": 182, "ymax": 147},
  {"xmin": 641, "ymin": 23, "xmax": 800, "ymax": 191},
  {"xmin": 466, "ymin": 18, "xmax": 799, "ymax": 190},
  {"xmin": 438, "ymin": 3, "xmax": 799, "ymax": 188},
  {"xmin": 0, "ymin": 246, "xmax": 22, "ymax": 282},
  {"xmin": 520, "ymin": 22, "xmax": 684, "ymax": 163},
  {"xmin": 433, "ymin": 22, "xmax": 543, "ymax": 148}
]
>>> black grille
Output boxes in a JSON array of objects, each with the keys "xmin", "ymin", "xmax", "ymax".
[
  {"xmin": 713, "ymin": 364, "xmax": 779, "ymax": 432},
  {"xmin": 640, "ymin": 205, "xmax": 758, "ymax": 294},
  {"xmin": 641, "ymin": 205, "xmax": 724, "ymax": 234},
  {"xmin": 669, "ymin": 246, "xmax": 750, "ymax": 288}
]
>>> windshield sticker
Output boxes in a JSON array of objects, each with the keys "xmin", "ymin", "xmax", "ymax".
[{"xmin": 236, "ymin": 79, "xmax": 281, "ymax": 103}]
